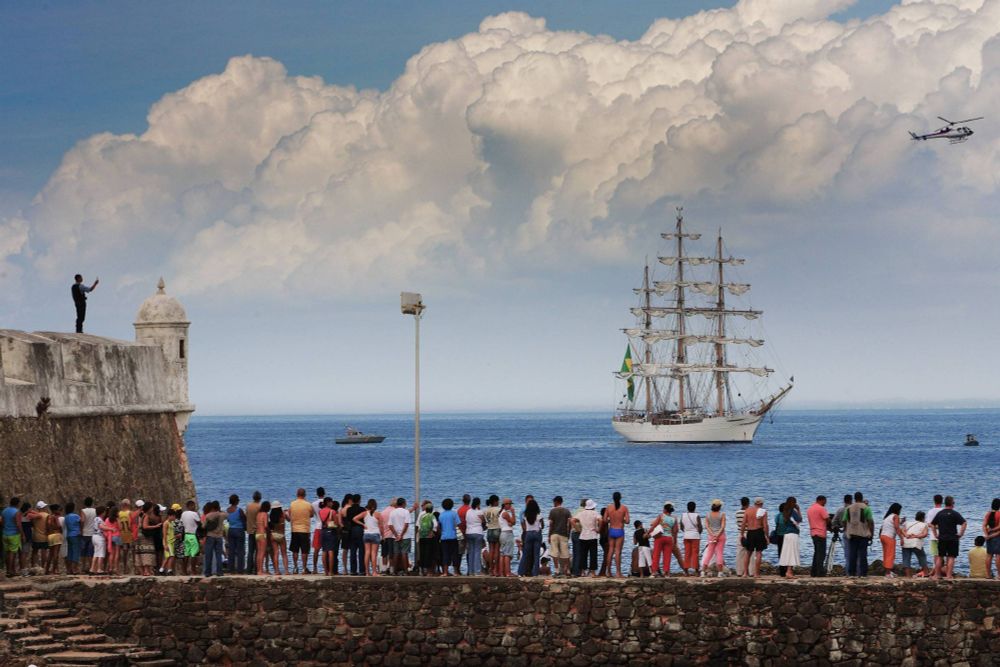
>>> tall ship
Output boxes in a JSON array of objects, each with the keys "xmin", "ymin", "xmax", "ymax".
[{"xmin": 613, "ymin": 209, "xmax": 792, "ymax": 443}]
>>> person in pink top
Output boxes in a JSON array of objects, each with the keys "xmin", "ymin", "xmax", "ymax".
[{"xmin": 807, "ymin": 496, "xmax": 830, "ymax": 577}]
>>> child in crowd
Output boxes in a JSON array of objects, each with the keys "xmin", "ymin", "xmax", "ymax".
[
  {"xmin": 633, "ymin": 520, "xmax": 651, "ymax": 578},
  {"xmin": 969, "ymin": 536, "xmax": 988, "ymax": 578}
]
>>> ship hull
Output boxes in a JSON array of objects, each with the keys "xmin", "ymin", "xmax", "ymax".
[{"xmin": 612, "ymin": 414, "xmax": 763, "ymax": 443}]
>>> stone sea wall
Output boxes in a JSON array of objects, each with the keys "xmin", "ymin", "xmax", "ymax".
[
  {"xmin": 0, "ymin": 413, "xmax": 196, "ymax": 504},
  {"xmin": 28, "ymin": 576, "xmax": 1000, "ymax": 666}
]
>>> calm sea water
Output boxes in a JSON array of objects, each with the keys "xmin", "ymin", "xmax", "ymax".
[{"xmin": 185, "ymin": 409, "xmax": 1000, "ymax": 573}]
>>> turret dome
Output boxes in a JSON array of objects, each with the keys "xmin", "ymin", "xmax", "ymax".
[{"xmin": 135, "ymin": 278, "xmax": 188, "ymax": 325}]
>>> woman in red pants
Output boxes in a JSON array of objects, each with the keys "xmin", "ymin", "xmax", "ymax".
[{"xmin": 647, "ymin": 503, "xmax": 678, "ymax": 577}]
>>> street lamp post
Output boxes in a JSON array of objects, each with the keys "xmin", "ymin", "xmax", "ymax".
[{"xmin": 401, "ymin": 292, "xmax": 425, "ymax": 571}]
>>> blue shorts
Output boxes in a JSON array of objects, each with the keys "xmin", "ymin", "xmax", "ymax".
[
  {"xmin": 363, "ymin": 533, "xmax": 381, "ymax": 545},
  {"xmin": 609, "ymin": 528, "xmax": 625, "ymax": 539},
  {"xmin": 66, "ymin": 536, "xmax": 81, "ymax": 563},
  {"xmin": 81, "ymin": 536, "xmax": 94, "ymax": 557}
]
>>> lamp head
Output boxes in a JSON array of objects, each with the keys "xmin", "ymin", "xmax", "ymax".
[{"xmin": 401, "ymin": 292, "xmax": 424, "ymax": 315}]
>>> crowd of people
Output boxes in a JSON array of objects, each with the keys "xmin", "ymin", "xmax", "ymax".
[{"xmin": 1, "ymin": 488, "xmax": 998, "ymax": 581}]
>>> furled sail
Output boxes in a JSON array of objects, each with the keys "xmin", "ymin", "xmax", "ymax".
[
  {"xmin": 623, "ymin": 363, "xmax": 773, "ymax": 378},
  {"xmin": 653, "ymin": 281, "xmax": 751, "ymax": 296},
  {"xmin": 623, "ymin": 329, "xmax": 763, "ymax": 347},
  {"xmin": 631, "ymin": 307, "xmax": 761, "ymax": 320},
  {"xmin": 659, "ymin": 256, "xmax": 745, "ymax": 266}
]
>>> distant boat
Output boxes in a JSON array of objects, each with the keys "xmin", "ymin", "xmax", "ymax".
[
  {"xmin": 964, "ymin": 433, "xmax": 979, "ymax": 447},
  {"xmin": 335, "ymin": 426, "xmax": 386, "ymax": 444}
]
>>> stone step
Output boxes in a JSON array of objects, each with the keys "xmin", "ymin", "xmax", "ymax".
[
  {"xmin": 16, "ymin": 598, "xmax": 60, "ymax": 609},
  {"xmin": 122, "ymin": 649, "xmax": 164, "ymax": 659},
  {"xmin": 0, "ymin": 580, "xmax": 33, "ymax": 592},
  {"xmin": 65, "ymin": 633, "xmax": 112, "ymax": 645},
  {"xmin": 15, "ymin": 632, "xmax": 57, "ymax": 646},
  {"xmin": 29, "ymin": 641, "xmax": 71, "ymax": 654},
  {"xmin": 2, "ymin": 589, "xmax": 45, "ymax": 601},
  {"xmin": 24, "ymin": 607, "xmax": 72, "ymax": 620},
  {"xmin": 4, "ymin": 625, "xmax": 41, "ymax": 639},
  {"xmin": 41, "ymin": 615, "xmax": 89, "ymax": 627},
  {"xmin": 0, "ymin": 617, "xmax": 31, "ymax": 629},
  {"xmin": 79, "ymin": 642, "xmax": 147, "ymax": 652},
  {"xmin": 50, "ymin": 623, "xmax": 97, "ymax": 637},
  {"xmin": 133, "ymin": 660, "xmax": 176, "ymax": 667},
  {"xmin": 37, "ymin": 650, "xmax": 126, "ymax": 665}
]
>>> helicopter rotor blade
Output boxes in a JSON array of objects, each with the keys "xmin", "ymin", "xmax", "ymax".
[
  {"xmin": 937, "ymin": 116, "xmax": 954, "ymax": 125},
  {"xmin": 954, "ymin": 116, "xmax": 983, "ymax": 124}
]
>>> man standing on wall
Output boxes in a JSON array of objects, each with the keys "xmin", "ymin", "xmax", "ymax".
[
  {"xmin": 807, "ymin": 495, "xmax": 830, "ymax": 577},
  {"xmin": 311, "ymin": 487, "xmax": 326, "ymax": 575},
  {"xmin": 844, "ymin": 492, "xmax": 874, "ymax": 577},
  {"xmin": 930, "ymin": 496, "xmax": 966, "ymax": 580},
  {"xmin": 289, "ymin": 488, "xmax": 314, "ymax": 574},
  {"xmin": 547, "ymin": 496, "xmax": 572, "ymax": 577},
  {"xmin": 246, "ymin": 491, "xmax": 262, "ymax": 576},
  {"xmin": 734, "ymin": 497, "xmax": 750, "ymax": 576},
  {"xmin": 71, "ymin": 274, "xmax": 99, "ymax": 333}
]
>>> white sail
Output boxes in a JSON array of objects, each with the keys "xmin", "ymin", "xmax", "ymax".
[
  {"xmin": 653, "ymin": 281, "xmax": 751, "ymax": 296},
  {"xmin": 631, "ymin": 307, "xmax": 761, "ymax": 320},
  {"xmin": 659, "ymin": 256, "xmax": 745, "ymax": 266},
  {"xmin": 626, "ymin": 363, "xmax": 773, "ymax": 377},
  {"xmin": 690, "ymin": 282, "xmax": 751, "ymax": 296},
  {"xmin": 624, "ymin": 329, "xmax": 763, "ymax": 347}
]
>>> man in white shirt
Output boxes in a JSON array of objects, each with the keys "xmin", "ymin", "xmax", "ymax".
[
  {"xmin": 389, "ymin": 498, "xmax": 411, "ymax": 573},
  {"xmin": 180, "ymin": 501, "xmax": 202, "ymax": 575},
  {"xmin": 311, "ymin": 487, "xmax": 326, "ymax": 574},
  {"xmin": 925, "ymin": 494, "xmax": 944, "ymax": 578},
  {"xmin": 573, "ymin": 499, "xmax": 601, "ymax": 577},
  {"xmin": 80, "ymin": 497, "xmax": 97, "ymax": 574}
]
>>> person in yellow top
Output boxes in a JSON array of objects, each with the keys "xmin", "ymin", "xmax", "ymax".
[
  {"xmin": 969, "ymin": 536, "xmax": 989, "ymax": 578},
  {"xmin": 26, "ymin": 501, "xmax": 50, "ymax": 568},
  {"xmin": 118, "ymin": 499, "xmax": 134, "ymax": 574},
  {"xmin": 288, "ymin": 489, "xmax": 314, "ymax": 575}
]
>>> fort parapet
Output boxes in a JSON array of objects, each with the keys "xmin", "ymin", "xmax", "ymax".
[{"xmin": 0, "ymin": 279, "xmax": 196, "ymax": 504}]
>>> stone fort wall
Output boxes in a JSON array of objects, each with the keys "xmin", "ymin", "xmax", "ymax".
[
  {"xmin": 26, "ymin": 576, "xmax": 1000, "ymax": 665},
  {"xmin": 0, "ymin": 412, "xmax": 196, "ymax": 505}
]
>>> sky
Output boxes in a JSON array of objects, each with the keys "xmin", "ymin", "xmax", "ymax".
[{"xmin": 2, "ymin": 0, "xmax": 998, "ymax": 414}]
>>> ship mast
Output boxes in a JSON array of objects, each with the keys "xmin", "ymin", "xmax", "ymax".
[
  {"xmin": 674, "ymin": 208, "xmax": 686, "ymax": 414},
  {"xmin": 714, "ymin": 231, "xmax": 726, "ymax": 416},
  {"xmin": 643, "ymin": 263, "xmax": 653, "ymax": 417}
]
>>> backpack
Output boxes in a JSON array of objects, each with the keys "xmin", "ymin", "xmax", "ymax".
[{"xmin": 419, "ymin": 513, "xmax": 435, "ymax": 539}]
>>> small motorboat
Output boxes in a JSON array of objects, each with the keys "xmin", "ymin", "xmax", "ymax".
[
  {"xmin": 964, "ymin": 433, "xmax": 979, "ymax": 447},
  {"xmin": 335, "ymin": 426, "xmax": 386, "ymax": 444}
]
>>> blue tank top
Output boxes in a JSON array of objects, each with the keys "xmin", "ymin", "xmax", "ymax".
[
  {"xmin": 2, "ymin": 507, "xmax": 18, "ymax": 535},
  {"xmin": 227, "ymin": 508, "xmax": 245, "ymax": 530},
  {"xmin": 64, "ymin": 513, "xmax": 82, "ymax": 537}
]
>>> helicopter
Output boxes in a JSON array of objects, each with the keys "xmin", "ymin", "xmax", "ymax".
[{"xmin": 909, "ymin": 116, "xmax": 983, "ymax": 144}]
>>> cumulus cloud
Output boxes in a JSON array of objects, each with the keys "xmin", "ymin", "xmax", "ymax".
[{"xmin": 7, "ymin": 0, "xmax": 1000, "ymax": 299}]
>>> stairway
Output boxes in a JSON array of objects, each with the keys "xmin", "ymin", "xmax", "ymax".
[{"xmin": 0, "ymin": 581, "xmax": 174, "ymax": 666}]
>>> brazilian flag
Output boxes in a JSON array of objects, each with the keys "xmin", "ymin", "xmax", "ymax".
[{"xmin": 621, "ymin": 344, "xmax": 634, "ymax": 402}]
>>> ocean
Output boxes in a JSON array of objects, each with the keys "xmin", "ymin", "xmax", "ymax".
[{"xmin": 185, "ymin": 409, "xmax": 999, "ymax": 573}]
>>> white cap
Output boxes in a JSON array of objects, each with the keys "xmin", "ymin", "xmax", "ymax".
[
  {"xmin": 158, "ymin": 505, "xmax": 166, "ymax": 512},
  {"xmin": 35, "ymin": 501, "xmax": 47, "ymax": 509},
  {"xmin": 135, "ymin": 500, "xmax": 145, "ymax": 507},
  {"xmin": 585, "ymin": 499, "xmax": 596, "ymax": 510}
]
